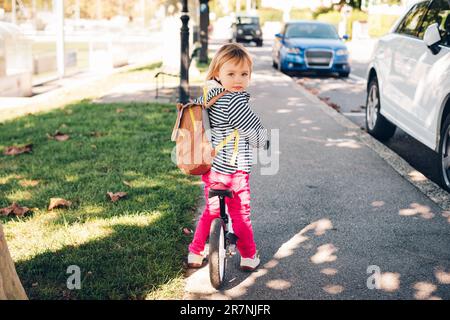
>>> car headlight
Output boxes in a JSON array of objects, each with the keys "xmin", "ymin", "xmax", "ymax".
[
  {"xmin": 255, "ymin": 30, "xmax": 261, "ymax": 36},
  {"xmin": 237, "ymin": 29, "xmax": 243, "ymax": 34},
  {"xmin": 336, "ymin": 49, "xmax": 349, "ymax": 56},
  {"xmin": 285, "ymin": 47, "xmax": 300, "ymax": 54}
]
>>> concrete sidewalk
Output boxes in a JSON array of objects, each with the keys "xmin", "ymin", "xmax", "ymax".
[
  {"xmin": 0, "ymin": 60, "xmax": 176, "ymax": 123},
  {"xmin": 183, "ymin": 45, "xmax": 450, "ymax": 300}
]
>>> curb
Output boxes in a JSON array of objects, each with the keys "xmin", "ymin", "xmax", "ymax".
[{"xmin": 288, "ymin": 73, "xmax": 450, "ymax": 212}]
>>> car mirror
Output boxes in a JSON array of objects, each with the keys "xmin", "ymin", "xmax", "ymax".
[
  {"xmin": 424, "ymin": 23, "xmax": 441, "ymax": 54},
  {"xmin": 275, "ymin": 33, "xmax": 283, "ymax": 39},
  {"xmin": 342, "ymin": 34, "xmax": 349, "ymax": 41}
]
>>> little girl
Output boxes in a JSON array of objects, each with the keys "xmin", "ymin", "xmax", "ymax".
[{"xmin": 187, "ymin": 43, "xmax": 268, "ymax": 271}]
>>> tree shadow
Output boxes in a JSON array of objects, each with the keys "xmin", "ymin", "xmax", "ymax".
[{"xmin": 14, "ymin": 211, "xmax": 192, "ymax": 300}]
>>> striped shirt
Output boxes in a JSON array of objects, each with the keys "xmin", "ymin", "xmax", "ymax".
[{"xmin": 193, "ymin": 87, "xmax": 267, "ymax": 175}]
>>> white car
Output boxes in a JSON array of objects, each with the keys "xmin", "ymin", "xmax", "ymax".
[{"xmin": 366, "ymin": 0, "xmax": 450, "ymax": 190}]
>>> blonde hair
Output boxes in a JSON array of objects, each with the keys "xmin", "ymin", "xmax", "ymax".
[{"xmin": 206, "ymin": 43, "xmax": 253, "ymax": 81}]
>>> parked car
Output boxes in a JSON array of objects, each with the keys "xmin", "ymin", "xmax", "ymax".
[
  {"xmin": 366, "ymin": 0, "xmax": 450, "ymax": 190},
  {"xmin": 230, "ymin": 14, "xmax": 263, "ymax": 46},
  {"xmin": 272, "ymin": 21, "xmax": 351, "ymax": 77}
]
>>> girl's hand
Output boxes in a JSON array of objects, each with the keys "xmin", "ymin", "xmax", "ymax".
[{"xmin": 263, "ymin": 140, "xmax": 270, "ymax": 150}]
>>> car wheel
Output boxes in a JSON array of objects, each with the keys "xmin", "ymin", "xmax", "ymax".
[
  {"xmin": 339, "ymin": 72, "xmax": 350, "ymax": 78},
  {"xmin": 256, "ymin": 40, "xmax": 263, "ymax": 47},
  {"xmin": 365, "ymin": 77, "xmax": 396, "ymax": 141},
  {"xmin": 439, "ymin": 113, "xmax": 450, "ymax": 191}
]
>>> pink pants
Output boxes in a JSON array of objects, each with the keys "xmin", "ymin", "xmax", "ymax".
[{"xmin": 188, "ymin": 169, "xmax": 256, "ymax": 259}]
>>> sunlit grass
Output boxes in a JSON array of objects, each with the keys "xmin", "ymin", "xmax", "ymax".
[{"xmin": 0, "ymin": 100, "xmax": 201, "ymax": 299}]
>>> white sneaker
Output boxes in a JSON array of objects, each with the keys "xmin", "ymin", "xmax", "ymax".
[
  {"xmin": 187, "ymin": 252, "xmax": 204, "ymax": 268},
  {"xmin": 240, "ymin": 251, "xmax": 260, "ymax": 272}
]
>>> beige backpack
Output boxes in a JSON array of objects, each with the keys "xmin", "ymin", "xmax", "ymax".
[{"xmin": 171, "ymin": 88, "xmax": 239, "ymax": 175}]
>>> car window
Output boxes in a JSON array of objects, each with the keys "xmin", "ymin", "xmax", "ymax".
[
  {"xmin": 236, "ymin": 17, "xmax": 259, "ymax": 25},
  {"xmin": 418, "ymin": 0, "xmax": 450, "ymax": 47},
  {"xmin": 285, "ymin": 23, "xmax": 339, "ymax": 39},
  {"xmin": 396, "ymin": 1, "xmax": 430, "ymax": 37}
]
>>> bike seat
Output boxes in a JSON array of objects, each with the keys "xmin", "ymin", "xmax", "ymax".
[{"xmin": 208, "ymin": 183, "xmax": 233, "ymax": 199}]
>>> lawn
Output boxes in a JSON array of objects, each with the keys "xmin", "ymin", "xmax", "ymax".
[{"xmin": 0, "ymin": 100, "xmax": 201, "ymax": 299}]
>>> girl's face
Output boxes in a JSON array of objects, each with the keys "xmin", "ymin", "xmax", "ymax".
[{"xmin": 216, "ymin": 59, "xmax": 251, "ymax": 92}]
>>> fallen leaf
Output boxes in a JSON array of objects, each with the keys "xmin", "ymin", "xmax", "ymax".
[
  {"xmin": 48, "ymin": 131, "xmax": 70, "ymax": 141},
  {"xmin": 116, "ymin": 108, "xmax": 125, "ymax": 113},
  {"xmin": 32, "ymin": 282, "xmax": 39, "ymax": 287},
  {"xmin": 107, "ymin": 192, "xmax": 127, "ymax": 202},
  {"xmin": 0, "ymin": 202, "xmax": 30, "ymax": 217},
  {"xmin": 329, "ymin": 103, "xmax": 341, "ymax": 112},
  {"xmin": 3, "ymin": 144, "xmax": 33, "ymax": 156},
  {"xmin": 90, "ymin": 131, "xmax": 103, "ymax": 137},
  {"xmin": 48, "ymin": 198, "xmax": 72, "ymax": 211},
  {"xmin": 0, "ymin": 206, "xmax": 13, "ymax": 216},
  {"xmin": 62, "ymin": 290, "xmax": 72, "ymax": 300},
  {"xmin": 183, "ymin": 227, "xmax": 193, "ymax": 235}
]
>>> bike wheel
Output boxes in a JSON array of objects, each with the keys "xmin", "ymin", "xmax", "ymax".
[{"xmin": 209, "ymin": 218, "xmax": 227, "ymax": 289}]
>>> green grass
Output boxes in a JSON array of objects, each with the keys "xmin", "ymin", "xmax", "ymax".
[
  {"xmin": 128, "ymin": 61, "xmax": 163, "ymax": 73},
  {"xmin": 195, "ymin": 57, "xmax": 212, "ymax": 73},
  {"xmin": 0, "ymin": 101, "xmax": 201, "ymax": 299}
]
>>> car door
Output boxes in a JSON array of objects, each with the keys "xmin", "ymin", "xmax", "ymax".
[
  {"xmin": 413, "ymin": 0, "xmax": 450, "ymax": 149},
  {"xmin": 382, "ymin": 0, "xmax": 430, "ymax": 139}
]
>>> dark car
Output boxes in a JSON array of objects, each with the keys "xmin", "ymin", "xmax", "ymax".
[{"xmin": 230, "ymin": 15, "xmax": 263, "ymax": 46}]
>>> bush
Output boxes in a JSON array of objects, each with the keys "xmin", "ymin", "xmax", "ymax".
[
  {"xmin": 290, "ymin": 9, "xmax": 314, "ymax": 21},
  {"xmin": 257, "ymin": 7, "xmax": 283, "ymax": 25},
  {"xmin": 316, "ymin": 11, "xmax": 341, "ymax": 29},
  {"xmin": 368, "ymin": 14, "xmax": 400, "ymax": 38},
  {"xmin": 315, "ymin": 9, "xmax": 370, "ymax": 40},
  {"xmin": 312, "ymin": 6, "xmax": 335, "ymax": 19}
]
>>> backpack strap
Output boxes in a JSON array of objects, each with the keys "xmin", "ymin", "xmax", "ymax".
[
  {"xmin": 214, "ymin": 129, "xmax": 240, "ymax": 165},
  {"xmin": 203, "ymin": 87, "xmax": 229, "ymax": 109},
  {"xmin": 203, "ymin": 87, "xmax": 239, "ymax": 165}
]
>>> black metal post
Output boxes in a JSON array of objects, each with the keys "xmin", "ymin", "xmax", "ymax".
[
  {"xmin": 180, "ymin": 0, "xmax": 190, "ymax": 103},
  {"xmin": 199, "ymin": 0, "xmax": 209, "ymax": 64}
]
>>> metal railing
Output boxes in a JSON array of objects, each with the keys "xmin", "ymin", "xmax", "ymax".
[{"xmin": 154, "ymin": 45, "xmax": 201, "ymax": 100}]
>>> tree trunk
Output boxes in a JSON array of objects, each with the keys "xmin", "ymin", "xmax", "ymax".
[{"xmin": 0, "ymin": 223, "xmax": 28, "ymax": 300}]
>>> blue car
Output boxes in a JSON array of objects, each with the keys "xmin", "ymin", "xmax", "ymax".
[{"xmin": 272, "ymin": 21, "xmax": 351, "ymax": 77}]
